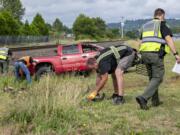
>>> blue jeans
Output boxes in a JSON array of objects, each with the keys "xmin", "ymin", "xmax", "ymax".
[{"xmin": 14, "ymin": 62, "xmax": 31, "ymax": 83}]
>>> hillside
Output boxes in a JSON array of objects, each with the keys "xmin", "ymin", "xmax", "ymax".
[{"xmin": 108, "ymin": 19, "xmax": 180, "ymax": 31}]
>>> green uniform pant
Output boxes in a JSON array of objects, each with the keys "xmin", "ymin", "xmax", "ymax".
[
  {"xmin": 0, "ymin": 60, "xmax": 9, "ymax": 74},
  {"xmin": 141, "ymin": 53, "xmax": 165, "ymax": 103}
]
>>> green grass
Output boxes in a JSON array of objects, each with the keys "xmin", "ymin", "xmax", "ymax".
[{"xmin": 0, "ymin": 41, "xmax": 180, "ymax": 135}]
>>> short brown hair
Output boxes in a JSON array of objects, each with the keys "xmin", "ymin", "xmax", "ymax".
[
  {"xmin": 154, "ymin": 8, "xmax": 165, "ymax": 17},
  {"xmin": 87, "ymin": 58, "xmax": 96, "ymax": 66}
]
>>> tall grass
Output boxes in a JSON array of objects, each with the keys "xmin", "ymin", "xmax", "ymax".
[
  {"xmin": 0, "ymin": 41, "xmax": 180, "ymax": 135},
  {"xmin": 0, "ymin": 75, "xmax": 93, "ymax": 134}
]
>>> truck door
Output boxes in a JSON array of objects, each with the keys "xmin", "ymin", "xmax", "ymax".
[{"xmin": 61, "ymin": 45, "xmax": 82, "ymax": 72}]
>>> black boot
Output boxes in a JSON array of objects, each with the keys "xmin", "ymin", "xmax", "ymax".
[
  {"xmin": 113, "ymin": 95, "xmax": 125, "ymax": 105},
  {"xmin": 108, "ymin": 93, "xmax": 118, "ymax": 100},
  {"xmin": 136, "ymin": 96, "xmax": 149, "ymax": 110},
  {"xmin": 152, "ymin": 101, "xmax": 163, "ymax": 107},
  {"xmin": 151, "ymin": 91, "xmax": 163, "ymax": 107},
  {"xmin": 112, "ymin": 93, "xmax": 118, "ymax": 99}
]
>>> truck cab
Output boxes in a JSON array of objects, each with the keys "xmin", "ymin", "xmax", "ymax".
[{"xmin": 31, "ymin": 43, "xmax": 103, "ymax": 79}]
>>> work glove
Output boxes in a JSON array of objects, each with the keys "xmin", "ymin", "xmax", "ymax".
[{"xmin": 87, "ymin": 91, "xmax": 98, "ymax": 101}]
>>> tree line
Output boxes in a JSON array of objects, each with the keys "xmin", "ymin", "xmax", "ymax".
[
  {"xmin": 73, "ymin": 14, "xmax": 120, "ymax": 40},
  {"xmin": 0, "ymin": 0, "xmax": 70, "ymax": 37},
  {"xmin": 0, "ymin": 0, "xmax": 140, "ymax": 40}
]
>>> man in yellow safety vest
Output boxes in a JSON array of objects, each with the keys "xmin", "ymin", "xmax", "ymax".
[
  {"xmin": 136, "ymin": 8, "xmax": 180, "ymax": 110},
  {"xmin": 0, "ymin": 47, "xmax": 12, "ymax": 74},
  {"xmin": 86, "ymin": 45, "xmax": 137, "ymax": 105}
]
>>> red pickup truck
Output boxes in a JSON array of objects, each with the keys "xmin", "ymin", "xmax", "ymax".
[{"xmin": 31, "ymin": 43, "xmax": 104, "ymax": 79}]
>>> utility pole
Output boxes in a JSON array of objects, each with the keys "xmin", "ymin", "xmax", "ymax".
[{"xmin": 120, "ymin": 17, "xmax": 125, "ymax": 39}]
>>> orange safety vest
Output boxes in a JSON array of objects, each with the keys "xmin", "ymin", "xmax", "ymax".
[
  {"xmin": 18, "ymin": 56, "xmax": 32, "ymax": 76},
  {"xmin": 19, "ymin": 56, "xmax": 32, "ymax": 67}
]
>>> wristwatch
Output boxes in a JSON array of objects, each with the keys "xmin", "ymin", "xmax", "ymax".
[{"xmin": 173, "ymin": 52, "xmax": 179, "ymax": 56}]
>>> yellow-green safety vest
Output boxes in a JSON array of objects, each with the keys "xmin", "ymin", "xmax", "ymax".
[
  {"xmin": 139, "ymin": 19, "xmax": 170, "ymax": 54},
  {"xmin": 0, "ymin": 47, "xmax": 9, "ymax": 60},
  {"xmin": 97, "ymin": 46, "xmax": 127, "ymax": 64}
]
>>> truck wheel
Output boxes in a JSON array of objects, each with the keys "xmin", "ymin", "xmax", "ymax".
[
  {"xmin": 83, "ymin": 71, "xmax": 91, "ymax": 77},
  {"xmin": 75, "ymin": 71, "xmax": 91, "ymax": 77},
  {"xmin": 35, "ymin": 66, "xmax": 53, "ymax": 80}
]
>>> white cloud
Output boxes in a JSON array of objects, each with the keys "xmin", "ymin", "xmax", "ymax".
[{"xmin": 21, "ymin": 0, "xmax": 180, "ymax": 27}]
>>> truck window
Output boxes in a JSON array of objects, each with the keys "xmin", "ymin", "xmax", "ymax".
[
  {"xmin": 62, "ymin": 45, "xmax": 79, "ymax": 55},
  {"xmin": 82, "ymin": 45, "xmax": 98, "ymax": 53}
]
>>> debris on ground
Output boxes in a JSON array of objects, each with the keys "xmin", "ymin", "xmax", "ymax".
[{"xmin": 3, "ymin": 86, "xmax": 14, "ymax": 93}]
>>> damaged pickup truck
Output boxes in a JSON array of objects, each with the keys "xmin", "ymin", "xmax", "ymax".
[{"xmin": 30, "ymin": 43, "xmax": 103, "ymax": 79}]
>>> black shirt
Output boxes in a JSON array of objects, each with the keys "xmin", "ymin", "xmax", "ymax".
[
  {"xmin": 161, "ymin": 21, "xmax": 173, "ymax": 39},
  {"xmin": 96, "ymin": 45, "xmax": 133, "ymax": 75},
  {"xmin": 140, "ymin": 20, "xmax": 173, "ymax": 40}
]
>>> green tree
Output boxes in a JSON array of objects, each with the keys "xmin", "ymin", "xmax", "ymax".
[
  {"xmin": 31, "ymin": 13, "xmax": 49, "ymax": 35},
  {"xmin": 63, "ymin": 25, "xmax": 72, "ymax": 34},
  {"xmin": 0, "ymin": 12, "xmax": 7, "ymax": 35},
  {"xmin": 30, "ymin": 23, "xmax": 40, "ymax": 35},
  {"xmin": 21, "ymin": 20, "xmax": 32, "ymax": 35},
  {"xmin": 0, "ymin": 11, "xmax": 20, "ymax": 35},
  {"xmin": 106, "ymin": 29, "xmax": 114, "ymax": 39},
  {"xmin": 53, "ymin": 18, "xmax": 63, "ymax": 32},
  {"xmin": 73, "ymin": 14, "xmax": 106, "ymax": 40},
  {"xmin": 46, "ymin": 23, "xmax": 52, "ymax": 31},
  {"xmin": 92, "ymin": 17, "xmax": 106, "ymax": 38},
  {"xmin": 20, "ymin": 20, "xmax": 39, "ymax": 35},
  {"xmin": 111, "ymin": 28, "xmax": 120, "ymax": 37},
  {"xmin": 0, "ymin": 0, "xmax": 25, "ymax": 20},
  {"xmin": 125, "ymin": 30, "xmax": 139, "ymax": 39},
  {"xmin": 106, "ymin": 28, "xmax": 120, "ymax": 39}
]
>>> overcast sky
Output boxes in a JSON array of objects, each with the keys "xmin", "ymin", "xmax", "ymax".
[{"xmin": 21, "ymin": 0, "xmax": 180, "ymax": 27}]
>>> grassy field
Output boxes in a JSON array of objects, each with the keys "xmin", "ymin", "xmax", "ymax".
[{"xmin": 0, "ymin": 41, "xmax": 180, "ymax": 135}]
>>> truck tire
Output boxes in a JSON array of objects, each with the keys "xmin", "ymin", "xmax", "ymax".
[
  {"xmin": 35, "ymin": 66, "xmax": 53, "ymax": 80},
  {"xmin": 82, "ymin": 71, "xmax": 91, "ymax": 77},
  {"xmin": 75, "ymin": 71, "xmax": 91, "ymax": 77}
]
